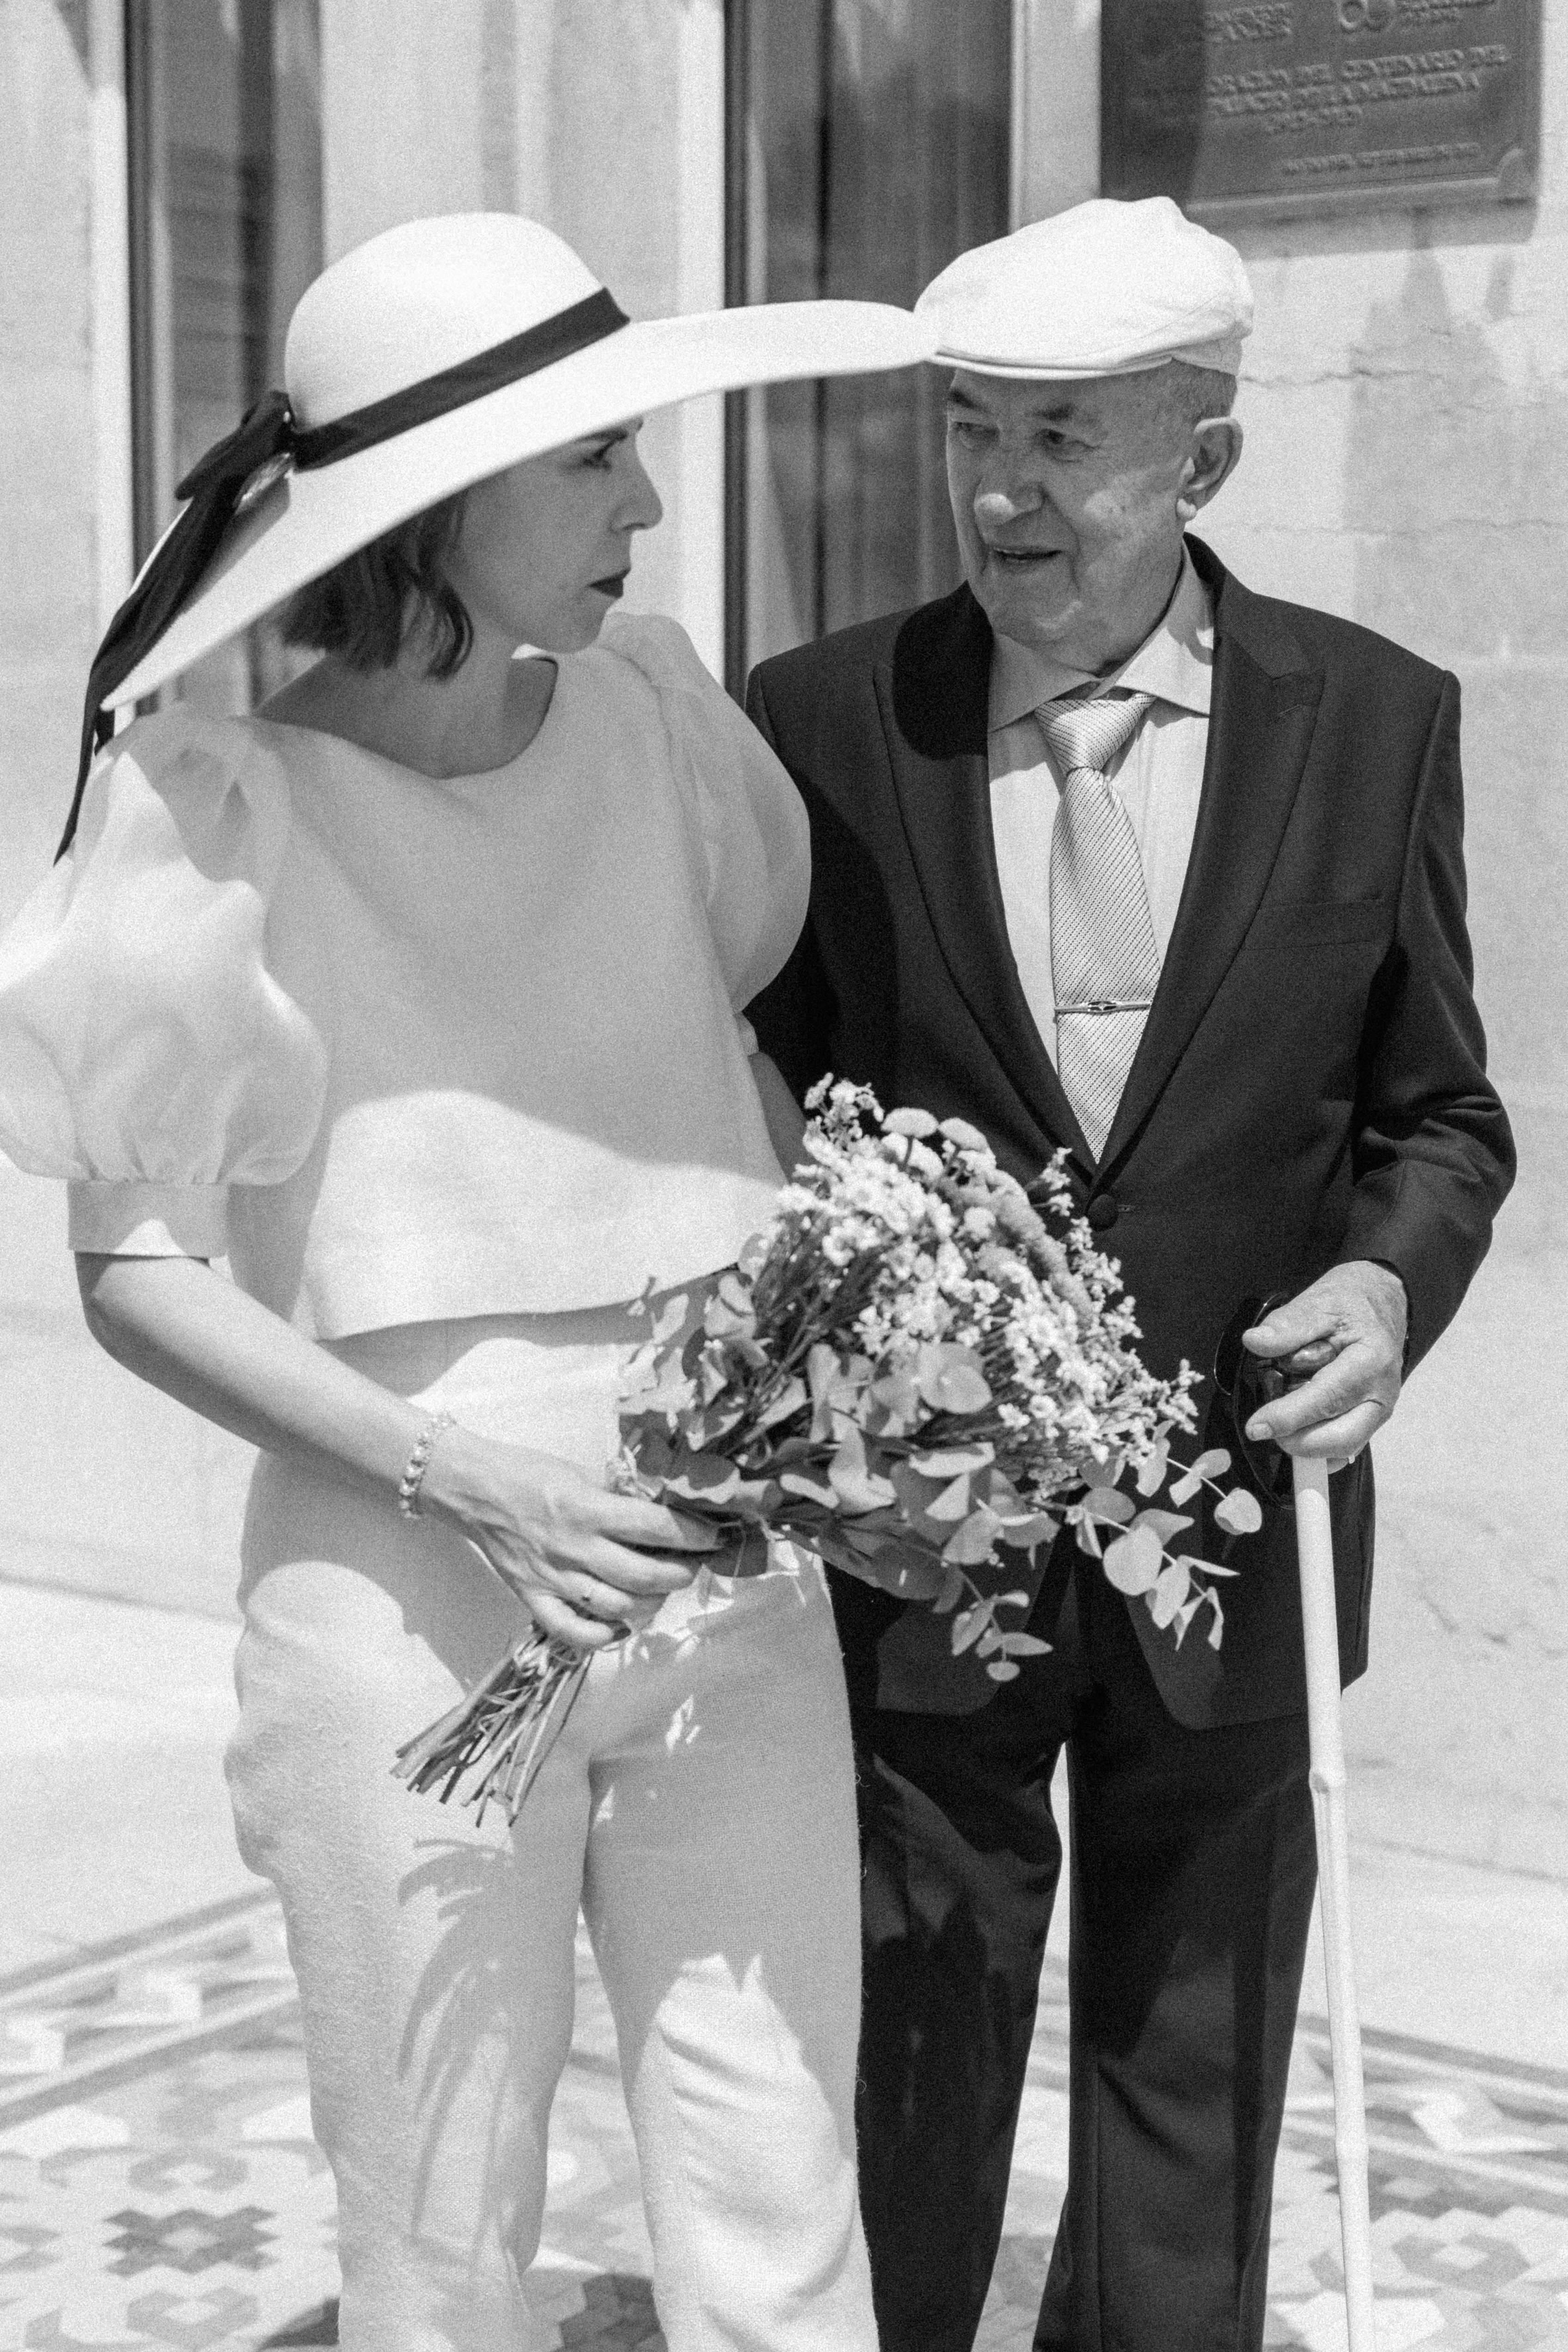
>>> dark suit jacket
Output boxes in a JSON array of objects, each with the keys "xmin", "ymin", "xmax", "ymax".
[{"xmin": 746, "ymin": 537, "xmax": 1515, "ymax": 1729}]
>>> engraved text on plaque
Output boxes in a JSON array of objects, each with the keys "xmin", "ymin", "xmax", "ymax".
[{"xmin": 1100, "ymin": 0, "xmax": 1539, "ymax": 221}]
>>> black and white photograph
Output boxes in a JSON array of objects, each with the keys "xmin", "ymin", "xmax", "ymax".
[{"xmin": 0, "ymin": 4, "xmax": 1562, "ymax": 2347}]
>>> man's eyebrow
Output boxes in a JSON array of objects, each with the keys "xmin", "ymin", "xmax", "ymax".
[{"xmin": 944, "ymin": 386, "xmax": 1092, "ymax": 427}]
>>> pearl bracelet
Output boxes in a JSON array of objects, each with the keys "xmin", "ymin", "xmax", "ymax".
[{"xmin": 397, "ymin": 1411, "xmax": 455, "ymax": 1519}]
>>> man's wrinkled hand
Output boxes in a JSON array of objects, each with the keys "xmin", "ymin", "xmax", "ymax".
[{"xmin": 1240, "ymin": 1262, "xmax": 1408, "ymax": 1464}]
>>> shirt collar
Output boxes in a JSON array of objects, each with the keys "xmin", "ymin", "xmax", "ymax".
[{"xmin": 988, "ymin": 546, "xmax": 1214, "ymax": 732}]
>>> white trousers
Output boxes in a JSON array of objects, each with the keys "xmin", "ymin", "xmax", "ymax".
[{"xmin": 225, "ymin": 1304, "xmax": 876, "ymax": 2352}]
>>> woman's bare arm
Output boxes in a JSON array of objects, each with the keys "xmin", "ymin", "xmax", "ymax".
[
  {"xmin": 77, "ymin": 1254, "xmax": 706, "ymax": 1646},
  {"xmin": 750, "ymin": 1050, "xmax": 808, "ymax": 1173}
]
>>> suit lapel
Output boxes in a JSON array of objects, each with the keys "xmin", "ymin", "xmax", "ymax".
[
  {"xmin": 876, "ymin": 587, "xmax": 1092, "ymax": 1172},
  {"xmin": 1097, "ymin": 543, "xmax": 1325, "ymax": 1177}
]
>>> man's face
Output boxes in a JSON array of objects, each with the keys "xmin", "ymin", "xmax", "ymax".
[{"xmin": 945, "ymin": 367, "xmax": 1198, "ymax": 672}]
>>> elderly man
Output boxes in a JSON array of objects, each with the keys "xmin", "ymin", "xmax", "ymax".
[{"xmin": 747, "ymin": 199, "xmax": 1513, "ymax": 2351}]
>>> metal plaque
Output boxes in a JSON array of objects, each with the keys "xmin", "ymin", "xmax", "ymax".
[{"xmin": 1100, "ymin": 0, "xmax": 1539, "ymax": 221}]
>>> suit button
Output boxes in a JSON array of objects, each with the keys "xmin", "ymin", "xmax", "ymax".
[{"xmin": 1087, "ymin": 1194, "xmax": 1120, "ymax": 1232}]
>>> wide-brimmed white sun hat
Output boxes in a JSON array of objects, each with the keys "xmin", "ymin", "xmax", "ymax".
[
  {"xmin": 70, "ymin": 212, "xmax": 934, "ymax": 846},
  {"xmin": 916, "ymin": 197, "xmax": 1251, "ymax": 381}
]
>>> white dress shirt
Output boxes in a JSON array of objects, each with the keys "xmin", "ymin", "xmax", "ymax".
[{"xmin": 988, "ymin": 549, "xmax": 1215, "ymax": 1070}]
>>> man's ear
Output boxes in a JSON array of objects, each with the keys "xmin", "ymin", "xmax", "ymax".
[{"xmin": 1175, "ymin": 416, "xmax": 1243, "ymax": 522}]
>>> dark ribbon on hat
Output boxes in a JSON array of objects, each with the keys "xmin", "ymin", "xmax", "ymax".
[{"xmin": 61, "ymin": 283, "xmax": 629, "ymax": 857}]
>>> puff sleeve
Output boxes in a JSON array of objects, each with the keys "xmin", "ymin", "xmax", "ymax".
[
  {"xmin": 0, "ymin": 708, "xmax": 329, "ymax": 1259},
  {"xmin": 600, "ymin": 614, "xmax": 810, "ymax": 1015}
]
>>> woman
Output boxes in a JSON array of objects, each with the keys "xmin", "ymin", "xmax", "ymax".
[{"xmin": 0, "ymin": 214, "xmax": 930, "ymax": 2349}]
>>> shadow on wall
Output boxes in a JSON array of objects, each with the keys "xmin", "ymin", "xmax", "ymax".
[
  {"xmin": 1344, "ymin": 248, "xmax": 1541, "ymax": 663},
  {"xmin": 55, "ymin": 0, "xmax": 90, "ymax": 73}
]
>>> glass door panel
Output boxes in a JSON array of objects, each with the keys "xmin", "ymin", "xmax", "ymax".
[
  {"xmin": 128, "ymin": 0, "xmax": 322, "ymax": 714},
  {"xmin": 730, "ymin": 0, "xmax": 1012, "ymax": 684}
]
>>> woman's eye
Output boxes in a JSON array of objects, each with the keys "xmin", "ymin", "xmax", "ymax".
[{"xmin": 580, "ymin": 445, "xmax": 616, "ymax": 471}]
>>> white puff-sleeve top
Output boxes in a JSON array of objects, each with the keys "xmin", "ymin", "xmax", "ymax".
[{"xmin": 0, "ymin": 615, "xmax": 806, "ymax": 1337}]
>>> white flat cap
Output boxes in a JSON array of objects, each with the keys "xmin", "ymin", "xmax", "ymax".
[{"xmin": 916, "ymin": 197, "xmax": 1252, "ymax": 381}]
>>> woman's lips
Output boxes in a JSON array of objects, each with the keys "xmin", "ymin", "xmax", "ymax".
[{"xmin": 591, "ymin": 573, "xmax": 628, "ymax": 598}]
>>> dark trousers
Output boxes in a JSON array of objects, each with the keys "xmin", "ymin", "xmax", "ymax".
[{"xmin": 832, "ymin": 1557, "xmax": 1318, "ymax": 2352}]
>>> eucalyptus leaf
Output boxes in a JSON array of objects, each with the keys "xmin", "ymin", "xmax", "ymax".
[
  {"xmin": 665, "ymin": 1469, "xmax": 739, "ymax": 1506},
  {"xmin": 1214, "ymin": 1487, "xmax": 1264, "ymax": 1536},
  {"xmin": 925, "ymin": 1472, "xmax": 975, "ymax": 1523},
  {"xmin": 1131, "ymin": 1508, "xmax": 1194, "ymax": 1544},
  {"xmin": 935, "ymin": 1564, "xmax": 967, "ymax": 1614},
  {"xmin": 667, "ymin": 1450, "xmax": 741, "ymax": 1494},
  {"xmin": 950, "ymin": 1606, "xmax": 988, "ymax": 1656},
  {"xmin": 1133, "ymin": 1442, "xmax": 1170, "ymax": 1497},
  {"xmin": 999, "ymin": 1511, "xmax": 1060, "ymax": 1551},
  {"xmin": 651, "ymin": 1291, "xmax": 690, "ymax": 1345},
  {"xmin": 942, "ymin": 1506, "xmax": 1005, "ymax": 1566},
  {"xmin": 1102, "ymin": 1526, "xmax": 1162, "ymax": 1596},
  {"xmin": 1149, "ymin": 1560, "xmax": 1191, "ymax": 1629},
  {"xmin": 915, "ymin": 1344, "xmax": 992, "ymax": 1414},
  {"xmin": 829, "ymin": 1425, "xmax": 899, "ymax": 1514},
  {"xmin": 780, "ymin": 1470, "xmax": 838, "ymax": 1509}
]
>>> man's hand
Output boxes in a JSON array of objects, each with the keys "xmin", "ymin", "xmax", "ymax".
[{"xmin": 1241, "ymin": 1262, "xmax": 1408, "ymax": 1463}]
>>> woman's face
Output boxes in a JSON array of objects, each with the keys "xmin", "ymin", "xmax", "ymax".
[{"xmin": 444, "ymin": 423, "xmax": 664, "ymax": 655}]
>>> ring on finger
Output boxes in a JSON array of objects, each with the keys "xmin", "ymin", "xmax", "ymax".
[{"xmin": 569, "ymin": 1576, "xmax": 633, "ymax": 1621}]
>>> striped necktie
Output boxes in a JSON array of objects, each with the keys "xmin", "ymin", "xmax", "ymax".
[{"xmin": 1037, "ymin": 690, "xmax": 1157, "ymax": 1160}]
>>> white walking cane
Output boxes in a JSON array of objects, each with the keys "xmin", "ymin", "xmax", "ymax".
[
  {"xmin": 1220, "ymin": 1303, "xmax": 1378, "ymax": 2351},
  {"xmin": 1292, "ymin": 1450, "xmax": 1378, "ymax": 2351}
]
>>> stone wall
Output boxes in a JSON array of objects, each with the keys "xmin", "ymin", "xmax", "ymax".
[{"xmin": 1021, "ymin": 0, "xmax": 1568, "ymax": 1876}]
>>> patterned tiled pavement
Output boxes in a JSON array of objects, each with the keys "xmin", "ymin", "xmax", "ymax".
[{"xmin": 2, "ymin": 1888, "xmax": 1565, "ymax": 2350}]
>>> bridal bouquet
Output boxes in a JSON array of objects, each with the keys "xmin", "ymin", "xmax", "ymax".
[{"xmin": 396, "ymin": 1082, "xmax": 1260, "ymax": 1822}]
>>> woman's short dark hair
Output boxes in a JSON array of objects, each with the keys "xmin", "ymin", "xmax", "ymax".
[{"xmin": 281, "ymin": 490, "xmax": 473, "ymax": 676}]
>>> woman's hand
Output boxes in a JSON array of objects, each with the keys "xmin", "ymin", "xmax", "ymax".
[
  {"xmin": 421, "ymin": 1426, "xmax": 717, "ymax": 1650},
  {"xmin": 74, "ymin": 1254, "xmax": 713, "ymax": 1652}
]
